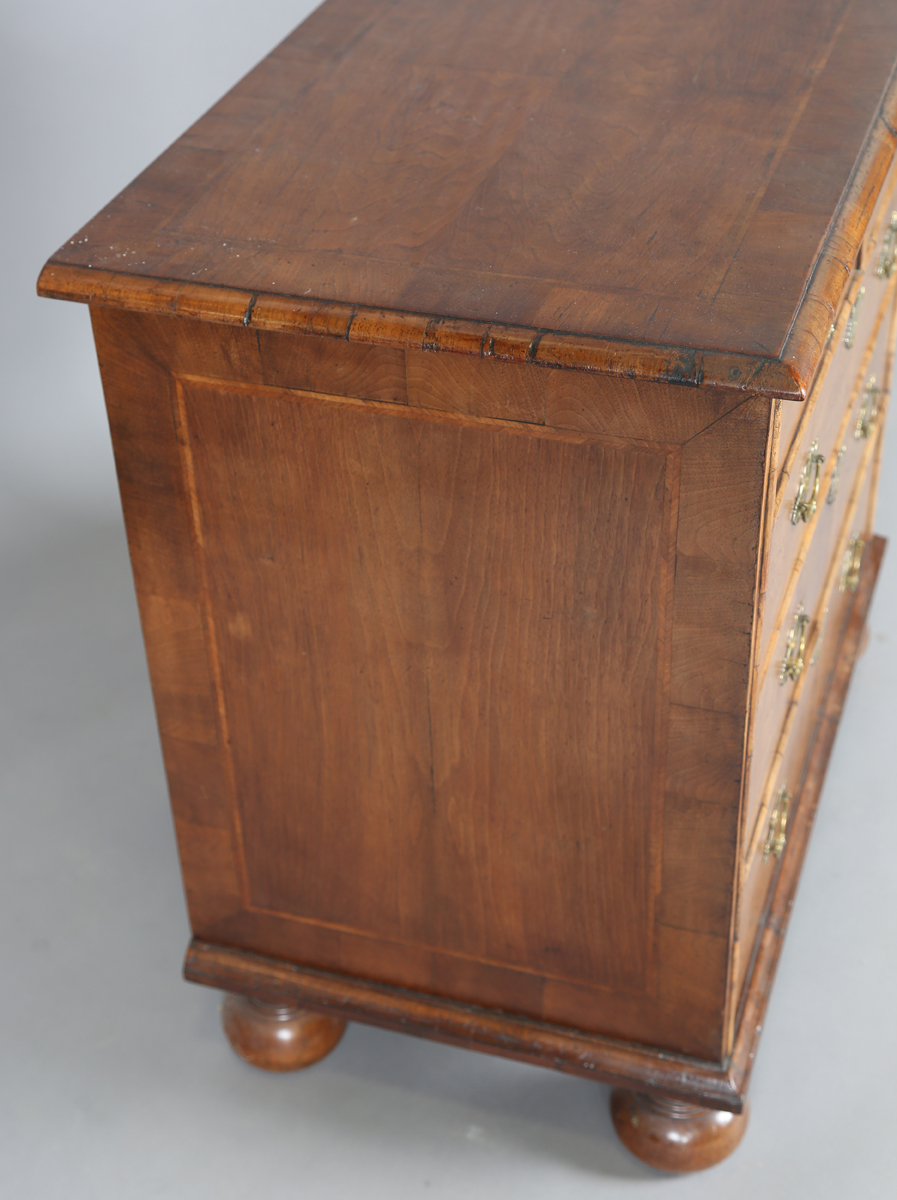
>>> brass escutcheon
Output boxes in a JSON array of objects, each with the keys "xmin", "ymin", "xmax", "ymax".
[
  {"xmin": 839, "ymin": 534, "xmax": 865, "ymax": 593},
  {"xmin": 779, "ymin": 605, "xmax": 810, "ymax": 684},
  {"xmin": 791, "ymin": 440, "xmax": 825, "ymax": 524},
  {"xmin": 826, "ymin": 445, "xmax": 846, "ymax": 505},
  {"xmin": 763, "ymin": 788, "xmax": 791, "ymax": 862},
  {"xmin": 855, "ymin": 377, "xmax": 879, "ymax": 440},
  {"xmin": 877, "ymin": 211, "xmax": 897, "ymax": 279},
  {"xmin": 843, "ymin": 286, "xmax": 865, "ymax": 348}
]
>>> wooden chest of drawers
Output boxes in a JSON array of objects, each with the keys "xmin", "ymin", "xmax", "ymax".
[{"xmin": 38, "ymin": 0, "xmax": 897, "ymax": 1172}]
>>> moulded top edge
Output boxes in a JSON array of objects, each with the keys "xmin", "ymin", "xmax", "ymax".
[{"xmin": 37, "ymin": 261, "xmax": 806, "ymax": 401}]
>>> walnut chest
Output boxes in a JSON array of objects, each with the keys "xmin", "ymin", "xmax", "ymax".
[{"xmin": 38, "ymin": 0, "xmax": 897, "ymax": 1171}]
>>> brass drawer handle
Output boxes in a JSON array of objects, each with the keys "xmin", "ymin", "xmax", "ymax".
[
  {"xmin": 791, "ymin": 440, "xmax": 825, "ymax": 524},
  {"xmin": 763, "ymin": 788, "xmax": 791, "ymax": 862},
  {"xmin": 854, "ymin": 377, "xmax": 880, "ymax": 440},
  {"xmin": 839, "ymin": 534, "xmax": 865, "ymax": 593},
  {"xmin": 877, "ymin": 211, "xmax": 897, "ymax": 279},
  {"xmin": 843, "ymin": 286, "xmax": 865, "ymax": 348},
  {"xmin": 826, "ymin": 445, "xmax": 846, "ymax": 505},
  {"xmin": 779, "ymin": 605, "xmax": 810, "ymax": 684}
]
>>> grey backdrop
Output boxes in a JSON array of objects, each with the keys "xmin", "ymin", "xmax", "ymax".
[{"xmin": 2, "ymin": 2, "xmax": 896, "ymax": 1196}]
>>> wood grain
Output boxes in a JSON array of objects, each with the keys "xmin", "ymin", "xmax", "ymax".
[
  {"xmin": 183, "ymin": 533, "xmax": 886, "ymax": 1110},
  {"xmin": 38, "ymin": 0, "xmax": 897, "ymax": 400},
  {"xmin": 90, "ymin": 305, "xmax": 780, "ymax": 1064},
  {"xmin": 176, "ymin": 374, "xmax": 668, "ymax": 990}
]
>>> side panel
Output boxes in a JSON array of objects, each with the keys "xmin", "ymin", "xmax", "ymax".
[
  {"xmin": 179, "ymin": 376, "xmax": 670, "ymax": 991},
  {"xmin": 93, "ymin": 310, "xmax": 766, "ymax": 1061}
]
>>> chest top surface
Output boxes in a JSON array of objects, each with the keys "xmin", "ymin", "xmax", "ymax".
[{"xmin": 39, "ymin": 0, "xmax": 897, "ymax": 398}]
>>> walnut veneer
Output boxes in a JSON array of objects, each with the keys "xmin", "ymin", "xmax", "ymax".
[{"xmin": 39, "ymin": 0, "xmax": 897, "ymax": 1172}]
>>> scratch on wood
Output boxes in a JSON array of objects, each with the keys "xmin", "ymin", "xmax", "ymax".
[{"xmin": 242, "ymin": 292, "xmax": 258, "ymax": 327}]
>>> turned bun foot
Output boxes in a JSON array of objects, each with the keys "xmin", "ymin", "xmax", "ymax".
[
  {"xmin": 221, "ymin": 992, "xmax": 346, "ymax": 1072},
  {"xmin": 610, "ymin": 1089, "xmax": 748, "ymax": 1172}
]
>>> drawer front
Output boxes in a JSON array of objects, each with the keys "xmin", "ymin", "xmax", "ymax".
[
  {"xmin": 756, "ymin": 336, "xmax": 886, "ymax": 749},
  {"xmin": 760, "ymin": 278, "xmax": 894, "ymax": 679},
  {"xmin": 776, "ymin": 273, "xmax": 861, "ymax": 485},
  {"xmin": 744, "ymin": 429, "xmax": 881, "ymax": 859},
  {"xmin": 863, "ymin": 150, "xmax": 897, "ymax": 287},
  {"xmin": 733, "ymin": 449, "xmax": 878, "ymax": 1009},
  {"xmin": 776, "ymin": 152, "xmax": 897, "ymax": 490},
  {"xmin": 732, "ymin": 801, "xmax": 779, "ymax": 1010}
]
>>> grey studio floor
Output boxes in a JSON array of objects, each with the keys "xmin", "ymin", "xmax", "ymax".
[{"xmin": 3, "ymin": 3, "xmax": 897, "ymax": 1197}]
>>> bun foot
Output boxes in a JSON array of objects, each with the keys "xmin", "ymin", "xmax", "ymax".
[
  {"xmin": 610, "ymin": 1089, "xmax": 748, "ymax": 1172},
  {"xmin": 221, "ymin": 992, "xmax": 346, "ymax": 1072}
]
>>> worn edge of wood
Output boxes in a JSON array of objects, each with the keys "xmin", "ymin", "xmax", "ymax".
[
  {"xmin": 35, "ymin": 264, "xmax": 801, "ymax": 399},
  {"xmin": 182, "ymin": 535, "xmax": 885, "ymax": 1113},
  {"xmin": 35, "ymin": 65, "xmax": 897, "ymax": 403}
]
